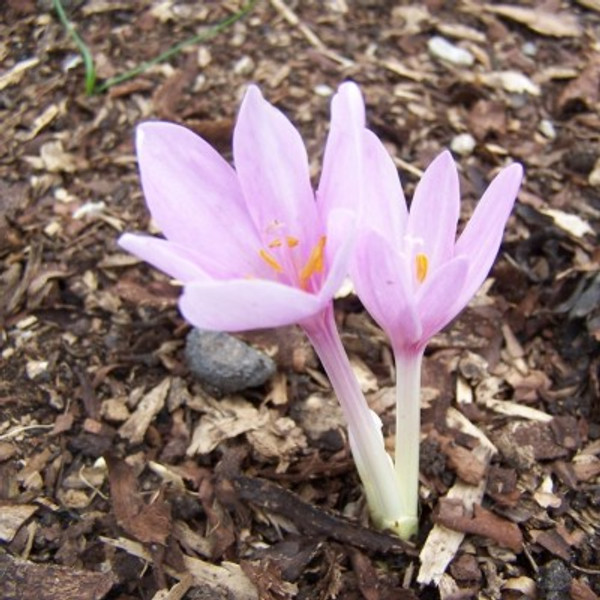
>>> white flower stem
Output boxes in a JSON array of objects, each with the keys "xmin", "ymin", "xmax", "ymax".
[
  {"xmin": 393, "ymin": 349, "xmax": 424, "ymax": 538},
  {"xmin": 302, "ymin": 306, "xmax": 408, "ymax": 536}
]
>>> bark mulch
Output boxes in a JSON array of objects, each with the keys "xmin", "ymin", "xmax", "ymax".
[{"xmin": 1, "ymin": 1, "xmax": 599, "ymax": 599}]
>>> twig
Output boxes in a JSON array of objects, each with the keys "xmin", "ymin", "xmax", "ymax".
[
  {"xmin": 269, "ymin": 0, "xmax": 354, "ymax": 68},
  {"xmin": 0, "ymin": 424, "xmax": 54, "ymax": 441},
  {"xmin": 230, "ymin": 473, "xmax": 416, "ymax": 555}
]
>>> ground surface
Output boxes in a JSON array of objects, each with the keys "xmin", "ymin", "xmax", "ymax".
[{"xmin": 1, "ymin": 1, "xmax": 600, "ymax": 599}]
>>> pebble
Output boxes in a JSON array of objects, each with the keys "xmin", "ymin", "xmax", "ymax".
[
  {"xmin": 100, "ymin": 398, "xmax": 130, "ymax": 423},
  {"xmin": 451, "ymin": 133, "xmax": 476, "ymax": 156},
  {"xmin": 314, "ymin": 84, "xmax": 334, "ymax": 97},
  {"xmin": 233, "ymin": 55, "xmax": 254, "ymax": 76},
  {"xmin": 522, "ymin": 41, "xmax": 538, "ymax": 57},
  {"xmin": 197, "ymin": 47, "xmax": 211, "ymax": 68},
  {"xmin": 589, "ymin": 160, "xmax": 600, "ymax": 186},
  {"xmin": 538, "ymin": 119, "xmax": 556, "ymax": 140},
  {"xmin": 428, "ymin": 36, "xmax": 475, "ymax": 67},
  {"xmin": 537, "ymin": 560, "xmax": 571, "ymax": 600},
  {"xmin": 185, "ymin": 329, "xmax": 276, "ymax": 394},
  {"xmin": 25, "ymin": 360, "xmax": 49, "ymax": 380}
]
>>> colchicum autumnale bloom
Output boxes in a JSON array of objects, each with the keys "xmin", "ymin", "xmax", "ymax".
[
  {"xmin": 119, "ymin": 83, "xmax": 409, "ymax": 535},
  {"xmin": 351, "ymin": 137, "xmax": 523, "ymax": 537}
]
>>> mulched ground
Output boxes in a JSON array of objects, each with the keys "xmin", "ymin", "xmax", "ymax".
[{"xmin": 1, "ymin": 1, "xmax": 599, "ymax": 599}]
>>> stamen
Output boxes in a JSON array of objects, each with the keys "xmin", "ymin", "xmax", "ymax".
[
  {"xmin": 299, "ymin": 236, "xmax": 326, "ymax": 288},
  {"xmin": 286, "ymin": 236, "xmax": 299, "ymax": 248},
  {"xmin": 268, "ymin": 238, "xmax": 282, "ymax": 248},
  {"xmin": 415, "ymin": 253, "xmax": 428, "ymax": 283},
  {"xmin": 259, "ymin": 249, "xmax": 284, "ymax": 273}
]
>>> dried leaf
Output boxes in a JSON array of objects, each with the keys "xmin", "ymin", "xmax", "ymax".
[
  {"xmin": 106, "ymin": 455, "xmax": 172, "ymax": 545},
  {"xmin": 246, "ymin": 414, "xmax": 307, "ymax": 470},
  {"xmin": 187, "ymin": 396, "xmax": 268, "ymax": 455},
  {"xmin": 557, "ymin": 57, "xmax": 600, "ymax": 113}
]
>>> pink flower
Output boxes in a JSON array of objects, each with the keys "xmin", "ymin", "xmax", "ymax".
[
  {"xmin": 352, "ymin": 145, "xmax": 523, "ymax": 357},
  {"xmin": 119, "ymin": 83, "xmax": 365, "ymax": 331},
  {"xmin": 120, "ymin": 85, "xmax": 410, "ymax": 533}
]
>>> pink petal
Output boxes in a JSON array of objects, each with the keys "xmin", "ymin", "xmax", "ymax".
[
  {"xmin": 233, "ymin": 86, "xmax": 320, "ymax": 250},
  {"xmin": 118, "ymin": 233, "xmax": 210, "ymax": 282},
  {"xmin": 415, "ymin": 256, "xmax": 469, "ymax": 342},
  {"xmin": 136, "ymin": 122, "xmax": 261, "ymax": 276},
  {"xmin": 351, "ymin": 230, "xmax": 421, "ymax": 345},
  {"xmin": 361, "ymin": 129, "xmax": 408, "ymax": 242},
  {"xmin": 318, "ymin": 208, "xmax": 357, "ymax": 301},
  {"xmin": 405, "ymin": 150, "xmax": 460, "ymax": 271},
  {"xmin": 317, "ymin": 82, "xmax": 366, "ymax": 221},
  {"xmin": 454, "ymin": 163, "xmax": 523, "ymax": 306},
  {"xmin": 179, "ymin": 279, "xmax": 325, "ymax": 332}
]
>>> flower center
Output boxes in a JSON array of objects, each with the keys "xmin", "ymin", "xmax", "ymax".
[
  {"xmin": 259, "ymin": 235, "xmax": 327, "ymax": 291},
  {"xmin": 415, "ymin": 253, "xmax": 428, "ymax": 283}
]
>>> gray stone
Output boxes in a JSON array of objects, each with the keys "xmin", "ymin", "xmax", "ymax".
[
  {"xmin": 185, "ymin": 329, "xmax": 276, "ymax": 394},
  {"xmin": 537, "ymin": 560, "xmax": 571, "ymax": 600}
]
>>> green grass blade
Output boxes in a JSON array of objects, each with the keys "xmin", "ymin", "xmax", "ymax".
[
  {"xmin": 53, "ymin": 0, "xmax": 258, "ymax": 95},
  {"xmin": 53, "ymin": 0, "xmax": 97, "ymax": 95},
  {"xmin": 96, "ymin": 0, "xmax": 258, "ymax": 93}
]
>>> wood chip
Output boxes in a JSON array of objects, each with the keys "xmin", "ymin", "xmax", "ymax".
[
  {"xmin": 433, "ymin": 500, "xmax": 523, "ymax": 552},
  {"xmin": 0, "ymin": 552, "xmax": 115, "ymax": 600},
  {"xmin": 0, "ymin": 503, "xmax": 38, "ymax": 542},
  {"xmin": 119, "ymin": 378, "xmax": 171, "ymax": 444},
  {"xmin": 101, "ymin": 535, "xmax": 258, "ymax": 599},
  {"xmin": 484, "ymin": 4, "xmax": 582, "ymax": 37},
  {"xmin": 418, "ymin": 428, "xmax": 495, "ymax": 584},
  {"xmin": 0, "ymin": 57, "xmax": 39, "ymax": 90}
]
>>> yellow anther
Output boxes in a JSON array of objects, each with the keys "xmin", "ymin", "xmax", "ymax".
[
  {"xmin": 299, "ymin": 236, "xmax": 326, "ymax": 288},
  {"xmin": 259, "ymin": 249, "xmax": 284, "ymax": 273},
  {"xmin": 415, "ymin": 253, "xmax": 428, "ymax": 283},
  {"xmin": 286, "ymin": 236, "xmax": 299, "ymax": 248},
  {"xmin": 268, "ymin": 238, "xmax": 282, "ymax": 248}
]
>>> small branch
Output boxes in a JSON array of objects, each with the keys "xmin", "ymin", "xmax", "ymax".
[
  {"xmin": 269, "ymin": 0, "xmax": 354, "ymax": 68},
  {"xmin": 229, "ymin": 474, "xmax": 416, "ymax": 555}
]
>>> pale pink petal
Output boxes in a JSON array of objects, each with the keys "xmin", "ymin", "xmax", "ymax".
[
  {"xmin": 233, "ymin": 86, "xmax": 320, "ymax": 250},
  {"xmin": 361, "ymin": 129, "xmax": 408, "ymax": 242},
  {"xmin": 318, "ymin": 209, "xmax": 356, "ymax": 301},
  {"xmin": 415, "ymin": 256, "xmax": 469, "ymax": 342},
  {"xmin": 118, "ymin": 233, "xmax": 210, "ymax": 282},
  {"xmin": 351, "ymin": 231, "xmax": 421, "ymax": 345},
  {"xmin": 454, "ymin": 163, "xmax": 523, "ymax": 307},
  {"xmin": 317, "ymin": 82, "xmax": 366, "ymax": 222},
  {"xmin": 136, "ymin": 122, "xmax": 261, "ymax": 275},
  {"xmin": 405, "ymin": 151, "xmax": 460, "ymax": 270},
  {"xmin": 179, "ymin": 279, "xmax": 324, "ymax": 332}
]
